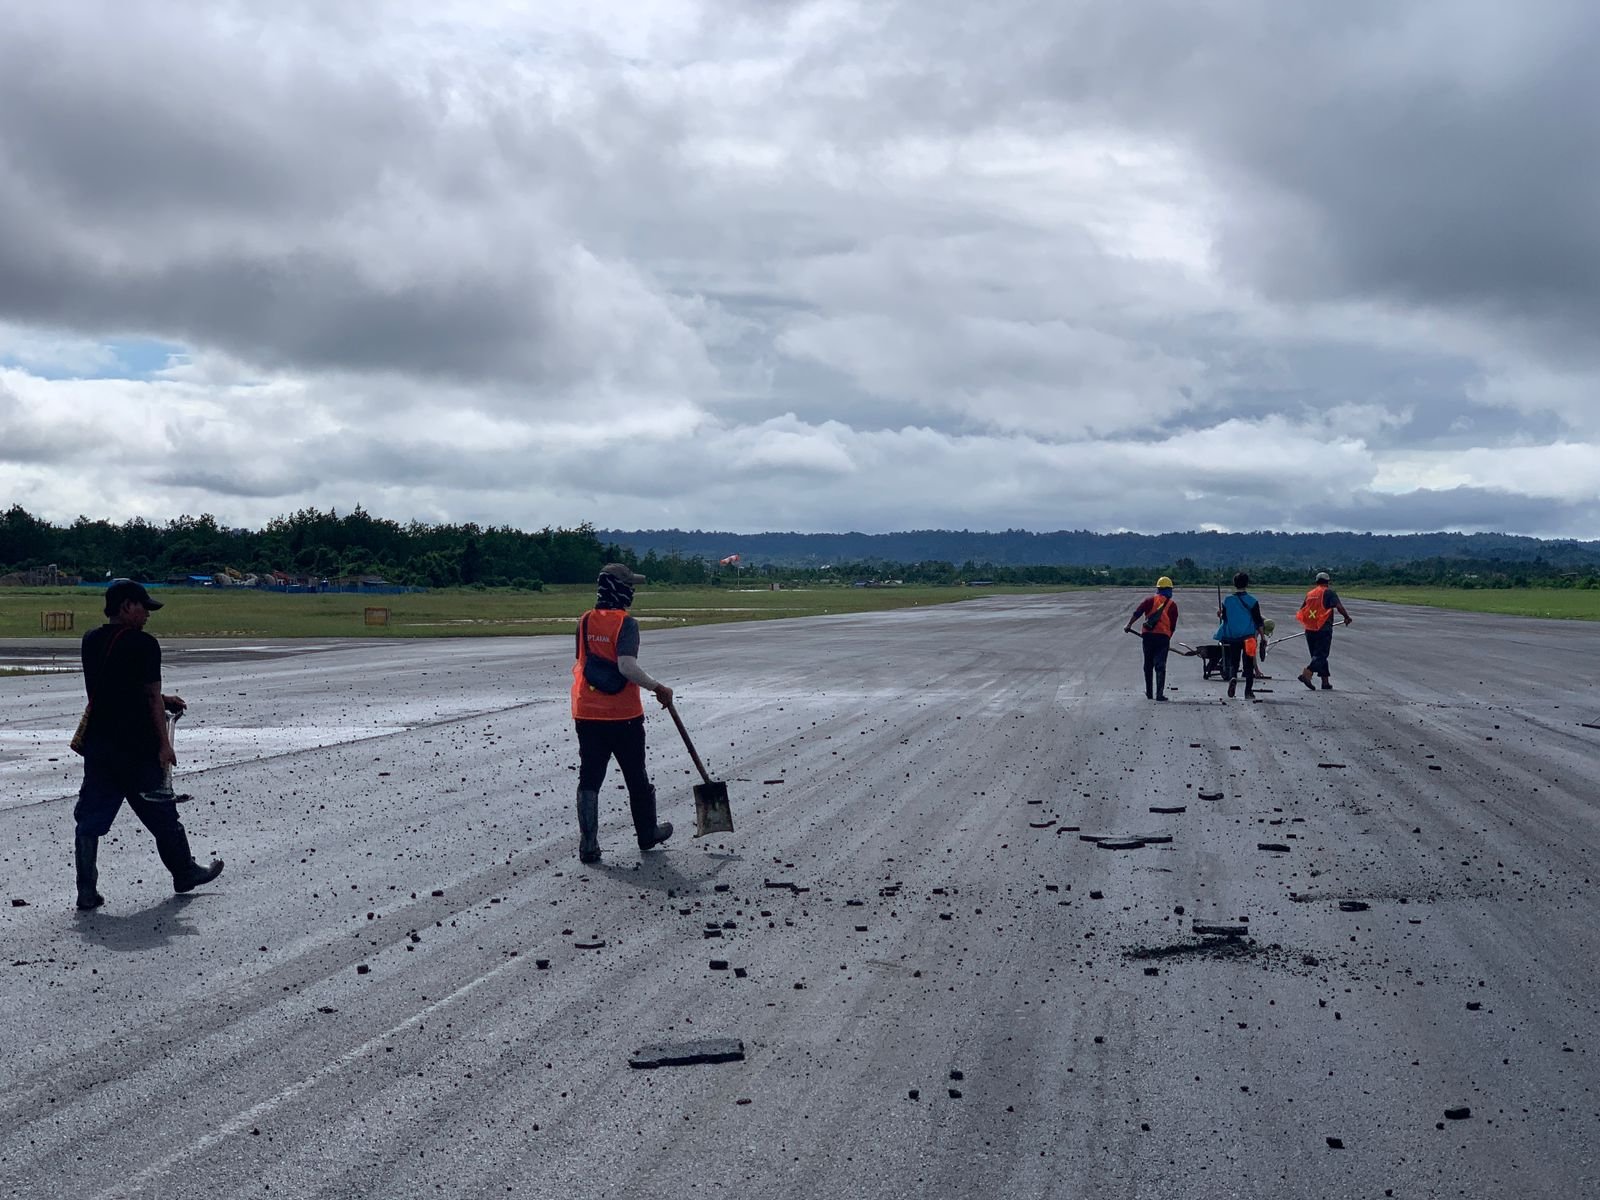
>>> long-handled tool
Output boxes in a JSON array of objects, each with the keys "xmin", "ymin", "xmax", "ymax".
[
  {"xmin": 141, "ymin": 710, "xmax": 194, "ymax": 803},
  {"xmin": 665, "ymin": 700, "xmax": 733, "ymax": 838}
]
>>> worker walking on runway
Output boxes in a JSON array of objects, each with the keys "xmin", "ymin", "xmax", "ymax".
[
  {"xmin": 1295, "ymin": 570, "xmax": 1353, "ymax": 690},
  {"xmin": 570, "ymin": 563, "xmax": 675, "ymax": 865},
  {"xmin": 1124, "ymin": 576, "xmax": 1178, "ymax": 701},
  {"xmin": 72, "ymin": 580, "xmax": 223, "ymax": 910},
  {"xmin": 1214, "ymin": 572, "xmax": 1266, "ymax": 700}
]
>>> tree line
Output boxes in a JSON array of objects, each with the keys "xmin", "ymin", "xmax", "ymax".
[
  {"xmin": 2, "ymin": 504, "xmax": 1596, "ymax": 590},
  {"xmin": 0, "ymin": 505, "xmax": 624, "ymax": 589}
]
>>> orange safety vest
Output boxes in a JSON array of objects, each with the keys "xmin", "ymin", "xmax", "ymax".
[
  {"xmin": 570, "ymin": 609, "xmax": 644, "ymax": 721},
  {"xmin": 1295, "ymin": 585, "xmax": 1334, "ymax": 631},
  {"xmin": 1141, "ymin": 595, "xmax": 1175, "ymax": 637}
]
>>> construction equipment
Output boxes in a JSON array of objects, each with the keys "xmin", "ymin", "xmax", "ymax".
[{"xmin": 665, "ymin": 701, "xmax": 733, "ymax": 837}]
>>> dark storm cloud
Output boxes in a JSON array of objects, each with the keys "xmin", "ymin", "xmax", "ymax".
[
  {"xmin": 0, "ymin": 4, "xmax": 699, "ymax": 391},
  {"xmin": 1312, "ymin": 488, "xmax": 1600, "ymax": 539},
  {"xmin": 851, "ymin": 1, "xmax": 1600, "ymax": 350}
]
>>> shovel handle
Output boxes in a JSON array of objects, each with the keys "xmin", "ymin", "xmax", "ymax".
[{"xmin": 665, "ymin": 700, "xmax": 714, "ymax": 786}]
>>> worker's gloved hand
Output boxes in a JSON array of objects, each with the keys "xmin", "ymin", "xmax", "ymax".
[
  {"xmin": 1343, "ymin": 615, "xmax": 1353, "ymax": 626},
  {"xmin": 654, "ymin": 684, "xmax": 673, "ymax": 707},
  {"xmin": 163, "ymin": 695, "xmax": 186, "ymax": 715}
]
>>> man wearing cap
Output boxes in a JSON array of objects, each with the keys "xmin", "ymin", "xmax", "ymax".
[
  {"xmin": 1124, "ymin": 577, "xmax": 1179, "ymax": 701},
  {"xmin": 72, "ymin": 581, "xmax": 223, "ymax": 910},
  {"xmin": 570, "ymin": 564, "xmax": 675, "ymax": 864},
  {"xmin": 1295, "ymin": 571, "xmax": 1353, "ymax": 691},
  {"xmin": 1215, "ymin": 571, "xmax": 1267, "ymax": 700}
]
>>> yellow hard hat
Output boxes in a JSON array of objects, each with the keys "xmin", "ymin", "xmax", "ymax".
[{"xmin": 1156, "ymin": 576, "xmax": 1174, "ymax": 589}]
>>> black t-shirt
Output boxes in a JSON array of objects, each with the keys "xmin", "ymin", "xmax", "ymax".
[{"xmin": 80, "ymin": 623, "xmax": 162, "ymax": 758}]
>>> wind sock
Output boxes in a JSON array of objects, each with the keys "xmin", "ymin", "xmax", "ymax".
[{"xmin": 719, "ymin": 554, "xmax": 741, "ymax": 566}]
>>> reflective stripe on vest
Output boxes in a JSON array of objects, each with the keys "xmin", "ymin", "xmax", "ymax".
[
  {"xmin": 571, "ymin": 609, "xmax": 644, "ymax": 720},
  {"xmin": 1142, "ymin": 595, "xmax": 1175, "ymax": 637},
  {"xmin": 1296, "ymin": 585, "xmax": 1332, "ymax": 631}
]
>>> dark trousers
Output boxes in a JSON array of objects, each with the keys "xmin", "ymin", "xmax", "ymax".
[
  {"xmin": 1221, "ymin": 640, "xmax": 1256, "ymax": 686},
  {"xmin": 1140, "ymin": 634, "xmax": 1170, "ymax": 697},
  {"xmin": 1304, "ymin": 626, "xmax": 1334, "ymax": 678},
  {"xmin": 75, "ymin": 754, "xmax": 196, "ymax": 877},
  {"xmin": 575, "ymin": 717, "xmax": 660, "ymax": 844}
]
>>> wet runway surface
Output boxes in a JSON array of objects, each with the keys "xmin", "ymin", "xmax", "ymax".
[{"xmin": 2, "ymin": 593, "xmax": 1598, "ymax": 1199}]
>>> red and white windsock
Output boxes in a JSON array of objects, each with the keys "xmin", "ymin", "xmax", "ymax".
[{"xmin": 719, "ymin": 553, "xmax": 741, "ymax": 566}]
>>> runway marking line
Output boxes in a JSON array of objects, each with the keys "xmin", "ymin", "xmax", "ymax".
[{"xmin": 90, "ymin": 950, "xmax": 531, "ymax": 1200}]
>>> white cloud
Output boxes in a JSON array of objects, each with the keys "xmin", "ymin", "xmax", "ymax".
[{"xmin": 0, "ymin": 0, "xmax": 1596, "ymax": 540}]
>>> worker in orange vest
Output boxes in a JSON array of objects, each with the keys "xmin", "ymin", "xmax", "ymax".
[
  {"xmin": 1295, "ymin": 571, "xmax": 1353, "ymax": 690},
  {"xmin": 570, "ymin": 563, "xmax": 675, "ymax": 864},
  {"xmin": 1124, "ymin": 576, "xmax": 1178, "ymax": 701}
]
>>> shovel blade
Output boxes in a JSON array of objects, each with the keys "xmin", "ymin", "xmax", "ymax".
[{"xmin": 693, "ymin": 780, "xmax": 733, "ymax": 837}]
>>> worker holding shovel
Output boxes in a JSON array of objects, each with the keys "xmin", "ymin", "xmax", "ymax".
[
  {"xmin": 1124, "ymin": 576, "xmax": 1179, "ymax": 701},
  {"xmin": 569, "ymin": 563, "xmax": 675, "ymax": 865}
]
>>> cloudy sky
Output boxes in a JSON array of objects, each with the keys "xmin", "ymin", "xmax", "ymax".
[{"xmin": 2, "ymin": 1, "xmax": 1598, "ymax": 538}]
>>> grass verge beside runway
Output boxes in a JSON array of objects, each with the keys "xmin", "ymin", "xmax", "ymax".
[
  {"xmin": 0, "ymin": 583, "xmax": 1071, "ymax": 640},
  {"xmin": 1342, "ymin": 586, "xmax": 1600, "ymax": 621}
]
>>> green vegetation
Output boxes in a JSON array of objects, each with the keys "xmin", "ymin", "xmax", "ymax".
[
  {"xmin": 0, "ymin": 583, "xmax": 1066, "ymax": 640},
  {"xmin": 1341, "ymin": 587, "xmax": 1600, "ymax": 621},
  {"xmin": 5, "ymin": 504, "xmax": 1599, "ymax": 593}
]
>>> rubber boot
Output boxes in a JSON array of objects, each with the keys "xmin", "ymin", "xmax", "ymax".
[
  {"xmin": 1154, "ymin": 668, "xmax": 1167, "ymax": 701},
  {"xmin": 74, "ymin": 830, "xmax": 104, "ymax": 911},
  {"xmin": 143, "ymin": 808, "xmax": 222, "ymax": 893},
  {"xmin": 576, "ymin": 788, "xmax": 602, "ymax": 864},
  {"xmin": 1298, "ymin": 668, "xmax": 1316, "ymax": 691},
  {"xmin": 173, "ymin": 857, "xmax": 225, "ymax": 894},
  {"xmin": 629, "ymin": 785, "xmax": 673, "ymax": 852},
  {"xmin": 1143, "ymin": 664, "xmax": 1154, "ymax": 700},
  {"xmin": 1321, "ymin": 677, "xmax": 1333, "ymax": 691}
]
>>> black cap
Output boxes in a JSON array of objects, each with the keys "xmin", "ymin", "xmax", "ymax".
[
  {"xmin": 599, "ymin": 562, "xmax": 646, "ymax": 586},
  {"xmin": 104, "ymin": 579, "xmax": 163, "ymax": 616}
]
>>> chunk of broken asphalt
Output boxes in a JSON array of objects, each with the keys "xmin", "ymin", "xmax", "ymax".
[
  {"xmin": 1444, "ymin": 1106, "xmax": 1471, "ymax": 1120},
  {"xmin": 629, "ymin": 1038, "xmax": 746, "ymax": 1069},
  {"xmin": 1149, "ymin": 805, "xmax": 1186, "ymax": 814},
  {"xmin": 575, "ymin": 941, "xmax": 607, "ymax": 950},
  {"xmin": 1316, "ymin": 763, "xmax": 1346, "ymax": 769},
  {"xmin": 1257, "ymin": 843, "xmax": 1290, "ymax": 853},
  {"xmin": 1338, "ymin": 901, "xmax": 1370, "ymax": 912},
  {"xmin": 1193, "ymin": 923, "xmax": 1248, "ymax": 937},
  {"xmin": 1198, "ymin": 791, "xmax": 1223, "ymax": 801},
  {"xmin": 1097, "ymin": 838, "xmax": 1147, "ymax": 850}
]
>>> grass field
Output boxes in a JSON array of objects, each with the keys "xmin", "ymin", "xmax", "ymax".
[
  {"xmin": 0, "ymin": 583, "xmax": 1066, "ymax": 640},
  {"xmin": 1340, "ymin": 586, "xmax": 1600, "ymax": 621}
]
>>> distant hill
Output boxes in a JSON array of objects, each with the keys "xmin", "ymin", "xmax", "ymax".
[{"xmin": 599, "ymin": 529, "xmax": 1600, "ymax": 569}]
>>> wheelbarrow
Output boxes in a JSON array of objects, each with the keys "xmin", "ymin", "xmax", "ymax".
[
  {"xmin": 665, "ymin": 700, "xmax": 734, "ymax": 837},
  {"xmin": 1175, "ymin": 641, "xmax": 1225, "ymax": 680}
]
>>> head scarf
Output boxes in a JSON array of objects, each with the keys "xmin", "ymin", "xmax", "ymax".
[{"xmin": 596, "ymin": 571, "xmax": 634, "ymax": 610}]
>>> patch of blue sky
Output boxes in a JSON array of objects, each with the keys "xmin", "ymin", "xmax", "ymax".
[
  {"xmin": 105, "ymin": 337, "xmax": 189, "ymax": 378},
  {"xmin": 0, "ymin": 334, "xmax": 188, "ymax": 380}
]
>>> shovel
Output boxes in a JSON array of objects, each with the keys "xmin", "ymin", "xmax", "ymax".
[
  {"xmin": 141, "ymin": 710, "xmax": 194, "ymax": 804},
  {"xmin": 665, "ymin": 700, "xmax": 734, "ymax": 837}
]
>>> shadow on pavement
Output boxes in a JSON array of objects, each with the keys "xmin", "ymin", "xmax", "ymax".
[
  {"xmin": 72, "ymin": 895, "xmax": 206, "ymax": 951},
  {"xmin": 594, "ymin": 851, "xmax": 742, "ymax": 895}
]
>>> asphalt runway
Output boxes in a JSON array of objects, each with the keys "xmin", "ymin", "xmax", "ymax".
[{"xmin": 2, "ymin": 592, "xmax": 1598, "ymax": 1199}]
